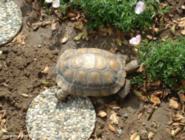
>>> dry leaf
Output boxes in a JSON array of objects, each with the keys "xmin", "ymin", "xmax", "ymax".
[
  {"xmin": 41, "ymin": 66, "xmax": 49, "ymax": 74},
  {"xmin": 108, "ymin": 124, "xmax": 116, "ymax": 133},
  {"xmin": 98, "ymin": 111, "xmax": 107, "ymax": 118},
  {"xmin": 17, "ymin": 130, "xmax": 24, "ymax": 140},
  {"xmin": 109, "ymin": 111, "xmax": 119, "ymax": 125},
  {"xmin": 152, "ymin": 91, "xmax": 163, "ymax": 97},
  {"xmin": 67, "ymin": 12, "xmax": 76, "ymax": 18},
  {"xmin": 173, "ymin": 113, "xmax": 185, "ymax": 122},
  {"xmin": 99, "ymin": 27, "xmax": 113, "ymax": 36},
  {"xmin": 13, "ymin": 33, "xmax": 26, "ymax": 45},
  {"xmin": 148, "ymin": 131, "xmax": 154, "ymax": 139},
  {"xmin": 181, "ymin": 29, "xmax": 185, "ymax": 35},
  {"xmin": 137, "ymin": 63, "xmax": 144, "ymax": 73},
  {"xmin": 21, "ymin": 93, "xmax": 29, "ymax": 98},
  {"xmin": 74, "ymin": 32, "xmax": 84, "ymax": 41},
  {"xmin": 169, "ymin": 98, "xmax": 181, "ymax": 110},
  {"xmin": 74, "ymin": 30, "xmax": 88, "ymax": 41},
  {"xmin": 150, "ymin": 95, "xmax": 161, "ymax": 106},
  {"xmin": 137, "ymin": 113, "xmax": 143, "ymax": 119},
  {"xmin": 74, "ymin": 21, "xmax": 84, "ymax": 31},
  {"xmin": 178, "ymin": 92, "xmax": 185, "ymax": 103},
  {"xmin": 51, "ymin": 20, "xmax": 59, "ymax": 31},
  {"xmin": 171, "ymin": 127, "xmax": 182, "ymax": 136},
  {"xmin": 130, "ymin": 132, "xmax": 140, "ymax": 140},
  {"xmin": 60, "ymin": 35, "xmax": 69, "ymax": 44},
  {"xmin": 114, "ymin": 38, "xmax": 122, "ymax": 46},
  {"xmin": 133, "ymin": 90, "xmax": 148, "ymax": 102}
]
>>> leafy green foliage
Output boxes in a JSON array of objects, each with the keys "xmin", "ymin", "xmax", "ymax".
[
  {"xmin": 59, "ymin": 0, "xmax": 161, "ymax": 31},
  {"xmin": 139, "ymin": 37, "xmax": 185, "ymax": 87},
  {"xmin": 131, "ymin": 73, "xmax": 145, "ymax": 87}
]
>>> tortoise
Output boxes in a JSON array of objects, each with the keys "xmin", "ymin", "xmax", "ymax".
[{"xmin": 55, "ymin": 48, "xmax": 138, "ymax": 100}]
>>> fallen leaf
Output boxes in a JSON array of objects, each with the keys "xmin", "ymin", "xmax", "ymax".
[
  {"xmin": 169, "ymin": 98, "xmax": 181, "ymax": 110},
  {"xmin": 67, "ymin": 12, "xmax": 76, "ymax": 18},
  {"xmin": 98, "ymin": 111, "xmax": 107, "ymax": 118},
  {"xmin": 178, "ymin": 92, "xmax": 185, "ymax": 103},
  {"xmin": 31, "ymin": 20, "xmax": 52, "ymax": 31},
  {"xmin": 146, "ymin": 35, "xmax": 153, "ymax": 40},
  {"xmin": 114, "ymin": 38, "xmax": 122, "ymax": 46},
  {"xmin": 74, "ymin": 29, "xmax": 88, "ymax": 41},
  {"xmin": 181, "ymin": 29, "xmax": 185, "ymax": 35},
  {"xmin": 171, "ymin": 127, "xmax": 182, "ymax": 136},
  {"xmin": 150, "ymin": 95, "xmax": 161, "ymax": 106},
  {"xmin": 137, "ymin": 63, "xmax": 144, "ymax": 73},
  {"xmin": 108, "ymin": 124, "xmax": 116, "ymax": 133},
  {"xmin": 137, "ymin": 112, "xmax": 143, "ymax": 119},
  {"xmin": 130, "ymin": 132, "xmax": 140, "ymax": 140},
  {"xmin": 148, "ymin": 131, "xmax": 154, "ymax": 139},
  {"xmin": 99, "ymin": 27, "xmax": 113, "ymax": 36},
  {"xmin": 133, "ymin": 90, "xmax": 148, "ymax": 102},
  {"xmin": 152, "ymin": 90, "xmax": 163, "ymax": 97},
  {"xmin": 51, "ymin": 20, "xmax": 59, "ymax": 31},
  {"xmin": 60, "ymin": 35, "xmax": 69, "ymax": 44},
  {"xmin": 74, "ymin": 32, "xmax": 84, "ymax": 41},
  {"xmin": 21, "ymin": 93, "xmax": 29, "ymax": 98},
  {"xmin": 74, "ymin": 21, "xmax": 84, "ymax": 31},
  {"xmin": 41, "ymin": 66, "xmax": 49, "ymax": 74},
  {"xmin": 17, "ymin": 130, "xmax": 24, "ymax": 140},
  {"xmin": 173, "ymin": 113, "xmax": 185, "ymax": 122},
  {"xmin": 13, "ymin": 33, "xmax": 26, "ymax": 45},
  {"xmin": 109, "ymin": 111, "xmax": 119, "ymax": 125}
]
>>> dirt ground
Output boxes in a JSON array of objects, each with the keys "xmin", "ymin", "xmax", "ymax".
[{"xmin": 0, "ymin": 0, "xmax": 185, "ymax": 140}]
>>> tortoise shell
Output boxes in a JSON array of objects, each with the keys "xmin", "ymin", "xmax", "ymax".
[{"xmin": 56, "ymin": 48, "xmax": 127, "ymax": 97}]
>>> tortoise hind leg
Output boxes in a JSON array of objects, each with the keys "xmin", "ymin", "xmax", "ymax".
[{"xmin": 118, "ymin": 80, "xmax": 131, "ymax": 99}]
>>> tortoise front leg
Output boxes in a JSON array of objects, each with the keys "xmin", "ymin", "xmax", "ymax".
[
  {"xmin": 55, "ymin": 88, "xmax": 69, "ymax": 101},
  {"xmin": 118, "ymin": 79, "xmax": 131, "ymax": 99}
]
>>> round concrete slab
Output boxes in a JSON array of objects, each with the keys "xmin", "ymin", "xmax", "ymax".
[
  {"xmin": 0, "ymin": 0, "xmax": 22, "ymax": 45},
  {"xmin": 26, "ymin": 88, "xmax": 96, "ymax": 140}
]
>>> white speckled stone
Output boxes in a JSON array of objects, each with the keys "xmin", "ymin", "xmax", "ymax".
[
  {"xmin": 0, "ymin": 0, "xmax": 22, "ymax": 45},
  {"xmin": 26, "ymin": 88, "xmax": 96, "ymax": 140}
]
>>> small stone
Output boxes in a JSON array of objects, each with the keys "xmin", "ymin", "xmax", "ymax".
[
  {"xmin": 0, "ymin": 50, "xmax": 2, "ymax": 55},
  {"xmin": 98, "ymin": 110, "xmax": 107, "ymax": 118}
]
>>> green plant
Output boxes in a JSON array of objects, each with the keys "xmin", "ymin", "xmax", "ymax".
[
  {"xmin": 131, "ymin": 73, "xmax": 145, "ymax": 87},
  {"xmin": 139, "ymin": 37, "xmax": 185, "ymax": 87},
  {"xmin": 59, "ymin": 0, "xmax": 161, "ymax": 31}
]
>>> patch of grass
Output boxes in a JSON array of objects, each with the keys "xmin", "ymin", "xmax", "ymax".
[
  {"xmin": 59, "ymin": 0, "xmax": 163, "ymax": 31},
  {"xmin": 139, "ymin": 37, "xmax": 185, "ymax": 88}
]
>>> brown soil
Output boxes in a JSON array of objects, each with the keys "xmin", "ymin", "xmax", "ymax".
[{"xmin": 0, "ymin": 0, "xmax": 184, "ymax": 140}]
